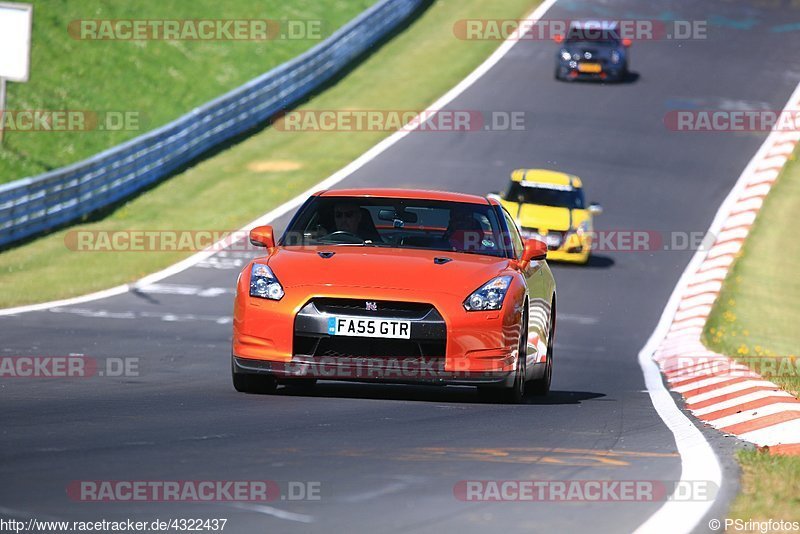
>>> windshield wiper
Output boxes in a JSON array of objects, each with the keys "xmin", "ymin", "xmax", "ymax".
[{"xmin": 315, "ymin": 238, "xmax": 367, "ymax": 246}]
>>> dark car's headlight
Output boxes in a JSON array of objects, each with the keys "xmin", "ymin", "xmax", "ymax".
[
  {"xmin": 560, "ymin": 50, "xmax": 572, "ymax": 61},
  {"xmin": 464, "ymin": 276, "xmax": 513, "ymax": 311},
  {"xmin": 611, "ymin": 51, "xmax": 621, "ymax": 64},
  {"xmin": 249, "ymin": 263, "xmax": 284, "ymax": 300}
]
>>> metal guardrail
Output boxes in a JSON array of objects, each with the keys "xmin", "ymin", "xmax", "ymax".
[{"xmin": 0, "ymin": 0, "xmax": 425, "ymax": 248}]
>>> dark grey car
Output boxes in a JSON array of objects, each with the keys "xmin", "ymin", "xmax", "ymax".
[{"xmin": 555, "ymin": 21, "xmax": 630, "ymax": 82}]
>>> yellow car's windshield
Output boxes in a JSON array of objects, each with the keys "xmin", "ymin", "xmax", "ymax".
[{"xmin": 505, "ymin": 182, "xmax": 585, "ymax": 209}]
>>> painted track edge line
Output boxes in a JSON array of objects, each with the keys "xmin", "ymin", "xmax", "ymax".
[
  {"xmin": 0, "ymin": 0, "xmax": 559, "ymax": 318},
  {"xmin": 632, "ymin": 81, "xmax": 800, "ymax": 534}
]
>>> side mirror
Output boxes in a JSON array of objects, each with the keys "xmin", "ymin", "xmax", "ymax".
[
  {"xmin": 521, "ymin": 238, "xmax": 548, "ymax": 265},
  {"xmin": 622, "ymin": 38, "xmax": 632, "ymax": 47},
  {"xmin": 589, "ymin": 202, "xmax": 603, "ymax": 216},
  {"xmin": 249, "ymin": 225, "xmax": 275, "ymax": 248}
]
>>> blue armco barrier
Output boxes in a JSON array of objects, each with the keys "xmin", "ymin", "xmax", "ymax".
[{"xmin": 0, "ymin": 0, "xmax": 425, "ymax": 248}]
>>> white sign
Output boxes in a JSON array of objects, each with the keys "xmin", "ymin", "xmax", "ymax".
[{"xmin": 0, "ymin": 2, "xmax": 33, "ymax": 82}]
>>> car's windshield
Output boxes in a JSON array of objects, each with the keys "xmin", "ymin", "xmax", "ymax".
[
  {"xmin": 282, "ymin": 196, "xmax": 509, "ymax": 258},
  {"xmin": 565, "ymin": 37, "xmax": 620, "ymax": 46},
  {"xmin": 504, "ymin": 182, "xmax": 585, "ymax": 209},
  {"xmin": 565, "ymin": 28, "xmax": 621, "ymax": 46}
]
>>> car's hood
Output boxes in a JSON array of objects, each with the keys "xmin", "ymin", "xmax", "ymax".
[
  {"xmin": 500, "ymin": 200, "xmax": 587, "ymax": 231},
  {"xmin": 263, "ymin": 246, "xmax": 511, "ymax": 295}
]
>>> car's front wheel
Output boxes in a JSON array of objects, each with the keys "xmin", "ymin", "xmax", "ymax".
[
  {"xmin": 502, "ymin": 306, "xmax": 529, "ymax": 404},
  {"xmin": 617, "ymin": 61, "xmax": 629, "ymax": 83},
  {"xmin": 529, "ymin": 302, "xmax": 555, "ymax": 395}
]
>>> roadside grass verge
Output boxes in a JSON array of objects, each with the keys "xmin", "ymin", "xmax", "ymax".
[
  {"xmin": 702, "ymin": 151, "xmax": 800, "ymax": 521},
  {"xmin": 703, "ymin": 153, "xmax": 800, "ymax": 397},
  {"xmin": 727, "ymin": 449, "xmax": 800, "ymax": 525},
  {"xmin": 0, "ymin": 0, "xmax": 372, "ymax": 183},
  {"xmin": 0, "ymin": 0, "xmax": 541, "ymax": 307}
]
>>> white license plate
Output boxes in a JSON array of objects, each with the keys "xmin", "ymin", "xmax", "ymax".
[{"xmin": 327, "ymin": 316, "xmax": 411, "ymax": 339}]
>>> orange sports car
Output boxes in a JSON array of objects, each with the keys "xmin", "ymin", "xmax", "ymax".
[{"xmin": 231, "ymin": 189, "xmax": 557, "ymax": 402}]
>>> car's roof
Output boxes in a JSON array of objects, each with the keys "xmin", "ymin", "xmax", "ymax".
[
  {"xmin": 315, "ymin": 188, "xmax": 490, "ymax": 205},
  {"xmin": 510, "ymin": 169, "xmax": 583, "ymax": 189},
  {"xmin": 569, "ymin": 20, "xmax": 619, "ymax": 31}
]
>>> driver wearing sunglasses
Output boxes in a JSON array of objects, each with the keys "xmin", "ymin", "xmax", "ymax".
[{"xmin": 333, "ymin": 202, "xmax": 363, "ymax": 234}]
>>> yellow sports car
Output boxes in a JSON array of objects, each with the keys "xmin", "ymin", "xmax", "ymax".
[{"xmin": 490, "ymin": 169, "xmax": 602, "ymax": 264}]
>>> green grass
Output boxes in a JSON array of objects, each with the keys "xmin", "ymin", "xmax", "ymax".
[
  {"xmin": 0, "ymin": 0, "xmax": 372, "ymax": 182},
  {"xmin": 0, "ymin": 0, "xmax": 541, "ymax": 307},
  {"xmin": 702, "ymin": 151, "xmax": 800, "ymax": 523},
  {"xmin": 703, "ymin": 152, "xmax": 800, "ymax": 396},
  {"xmin": 728, "ymin": 449, "xmax": 800, "ymax": 525}
]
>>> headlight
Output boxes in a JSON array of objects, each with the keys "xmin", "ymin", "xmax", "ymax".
[
  {"xmin": 249, "ymin": 263, "xmax": 284, "ymax": 300},
  {"xmin": 560, "ymin": 50, "xmax": 572, "ymax": 61},
  {"xmin": 610, "ymin": 51, "xmax": 621, "ymax": 64},
  {"xmin": 464, "ymin": 276, "xmax": 513, "ymax": 311}
]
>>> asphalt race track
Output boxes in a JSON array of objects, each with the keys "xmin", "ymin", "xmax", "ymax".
[{"xmin": 3, "ymin": 0, "xmax": 800, "ymax": 532}]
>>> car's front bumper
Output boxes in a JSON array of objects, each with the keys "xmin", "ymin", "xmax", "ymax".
[
  {"xmin": 232, "ymin": 284, "xmax": 530, "ymax": 386},
  {"xmin": 546, "ymin": 249, "xmax": 590, "ymax": 264},
  {"xmin": 232, "ymin": 354, "xmax": 518, "ymax": 387},
  {"xmin": 557, "ymin": 62, "xmax": 625, "ymax": 81},
  {"xmin": 521, "ymin": 230, "xmax": 591, "ymax": 264}
]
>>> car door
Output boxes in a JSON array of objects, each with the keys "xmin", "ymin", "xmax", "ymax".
[{"xmin": 501, "ymin": 209, "xmax": 550, "ymax": 368}]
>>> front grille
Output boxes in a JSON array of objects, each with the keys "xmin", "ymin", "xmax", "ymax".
[
  {"xmin": 312, "ymin": 298, "xmax": 434, "ymax": 319},
  {"xmin": 313, "ymin": 337, "xmax": 444, "ymax": 358},
  {"xmin": 293, "ymin": 334, "xmax": 446, "ymax": 359}
]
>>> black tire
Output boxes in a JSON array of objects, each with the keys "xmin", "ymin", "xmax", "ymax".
[
  {"xmin": 231, "ymin": 359, "xmax": 277, "ymax": 394},
  {"xmin": 530, "ymin": 301, "xmax": 555, "ymax": 396},
  {"xmin": 618, "ymin": 62, "xmax": 629, "ymax": 83},
  {"xmin": 501, "ymin": 306, "xmax": 529, "ymax": 404}
]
